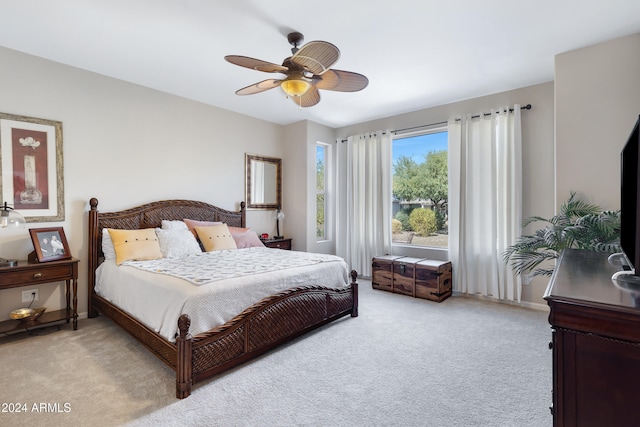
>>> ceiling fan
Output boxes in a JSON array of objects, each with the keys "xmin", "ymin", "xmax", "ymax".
[{"xmin": 225, "ymin": 32, "xmax": 369, "ymax": 107}]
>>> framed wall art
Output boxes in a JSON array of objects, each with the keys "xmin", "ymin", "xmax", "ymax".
[
  {"xmin": 0, "ymin": 112, "xmax": 64, "ymax": 222},
  {"xmin": 29, "ymin": 227, "xmax": 71, "ymax": 262}
]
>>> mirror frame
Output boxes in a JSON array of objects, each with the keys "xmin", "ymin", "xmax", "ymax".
[{"xmin": 245, "ymin": 154, "xmax": 282, "ymax": 210}]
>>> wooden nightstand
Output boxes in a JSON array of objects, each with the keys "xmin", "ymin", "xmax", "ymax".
[
  {"xmin": 262, "ymin": 238, "xmax": 292, "ymax": 250},
  {"xmin": 0, "ymin": 257, "xmax": 79, "ymax": 335}
]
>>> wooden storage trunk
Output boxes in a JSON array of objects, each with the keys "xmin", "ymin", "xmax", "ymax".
[
  {"xmin": 371, "ymin": 255, "xmax": 403, "ymax": 292},
  {"xmin": 415, "ymin": 260, "xmax": 452, "ymax": 302},
  {"xmin": 372, "ymin": 256, "xmax": 452, "ymax": 303},
  {"xmin": 392, "ymin": 257, "xmax": 424, "ymax": 296}
]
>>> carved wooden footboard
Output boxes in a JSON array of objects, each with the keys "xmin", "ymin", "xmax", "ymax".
[
  {"xmin": 87, "ymin": 198, "xmax": 358, "ymax": 398},
  {"xmin": 178, "ymin": 278, "xmax": 358, "ymax": 397}
]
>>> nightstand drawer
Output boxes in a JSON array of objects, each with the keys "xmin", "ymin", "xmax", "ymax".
[
  {"xmin": 263, "ymin": 238, "xmax": 292, "ymax": 250},
  {"xmin": 0, "ymin": 264, "xmax": 74, "ymax": 287}
]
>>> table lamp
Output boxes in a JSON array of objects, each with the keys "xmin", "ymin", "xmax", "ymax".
[
  {"xmin": 274, "ymin": 208, "xmax": 284, "ymax": 239},
  {"xmin": 1, "ymin": 201, "xmax": 26, "ymax": 267}
]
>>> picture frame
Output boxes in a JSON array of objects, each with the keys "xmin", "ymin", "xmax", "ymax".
[
  {"xmin": 0, "ymin": 112, "xmax": 64, "ymax": 222},
  {"xmin": 245, "ymin": 153, "xmax": 282, "ymax": 210},
  {"xmin": 29, "ymin": 227, "xmax": 71, "ymax": 262}
]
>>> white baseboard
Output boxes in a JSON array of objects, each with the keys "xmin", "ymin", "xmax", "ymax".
[{"xmin": 452, "ymin": 291, "xmax": 549, "ymax": 312}]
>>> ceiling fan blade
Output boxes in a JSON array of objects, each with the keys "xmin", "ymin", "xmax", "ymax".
[
  {"xmin": 225, "ymin": 55, "xmax": 288, "ymax": 73},
  {"xmin": 236, "ymin": 79, "xmax": 282, "ymax": 95},
  {"xmin": 315, "ymin": 69, "xmax": 369, "ymax": 92},
  {"xmin": 291, "ymin": 41, "xmax": 340, "ymax": 75},
  {"xmin": 289, "ymin": 87, "xmax": 320, "ymax": 108}
]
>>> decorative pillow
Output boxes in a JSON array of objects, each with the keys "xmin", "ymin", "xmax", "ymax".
[
  {"xmin": 228, "ymin": 226, "xmax": 251, "ymax": 235},
  {"xmin": 161, "ymin": 220, "xmax": 189, "ymax": 231},
  {"xmin": 232, "ymin": 230, "xmax": 266, "ymax": 249},
  {"xmin": 108, "ymin": 228, "xmax": 163, "ymax": 265},
  {"xmin": 102, "ymin": 228, "xmax": 116, "ymax": 261},
  {"xmin": 155, "ymin": 228, "xmax": 202, "ymax": 258},
  {"xmin": 184, "ymin": 218, "xmax": 222, "ymax": 237},
  {"xmin": 194, "ymin": 224, "xmax": 238, "ymax": 252}
]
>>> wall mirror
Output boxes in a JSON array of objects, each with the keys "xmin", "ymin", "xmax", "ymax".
[{"xmin": 245, "ymin": 154, "xmax": 282, "ymax": 210}]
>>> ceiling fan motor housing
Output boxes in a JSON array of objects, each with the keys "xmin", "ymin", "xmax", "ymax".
[{"xmin": 287, "ymin": 32, "xmax": 304, "ymax": 53}]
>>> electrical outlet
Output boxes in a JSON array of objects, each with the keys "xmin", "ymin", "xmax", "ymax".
[
  {"xmin": 21, "ymin": 289, "xmax": 39, "ymax": 303},
  {"xmin": 522, "ymin": 273, "xmax": 532, "ymax": 286}
]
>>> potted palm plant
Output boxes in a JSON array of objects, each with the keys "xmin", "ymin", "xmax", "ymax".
[{"xmin": 503, "ymin": 192, "xmax": 621, "ymax": 277}]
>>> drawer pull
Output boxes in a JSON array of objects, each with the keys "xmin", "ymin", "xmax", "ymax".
[{"xmin": 33, "ymin": 272, "xmax": 43, "ymax": 279}]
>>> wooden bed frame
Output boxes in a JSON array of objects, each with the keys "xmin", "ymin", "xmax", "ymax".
[{"xmin": 87, "ymin": 197, "xmax": 358, "ymax": 399}]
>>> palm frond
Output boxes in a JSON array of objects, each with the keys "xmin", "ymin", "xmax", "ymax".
[
  {"xmin": 506, "ymin": 249, "xmax": 558, "ymax": 276},
  {"xmin": 532, "ymin": 267, "xmax": 556, "ymax": 277},
  {"xmin": 560, "ymin": 192, "xmax": 601, "ymax": 219},
  {"xmin": 522, "ymin": 216, "xmax": 553, "ymax": 227}
]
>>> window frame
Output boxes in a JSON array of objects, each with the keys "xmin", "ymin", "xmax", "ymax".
[
  {"xmin": 391, "ymin": 125, "xmax": 449, "ymax": 249},
  {"xmin": 316, "ymin": 142, "xmax": 330, "ymax": 242}
]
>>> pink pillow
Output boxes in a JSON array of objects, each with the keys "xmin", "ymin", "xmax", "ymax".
[
  {"xmin": 228, "ymin": 226, "xmax": 250, "ymax": 234},
  {"xmin": 184, "ymin": 218, "xmax": 222, "ymax": 237},
  {"xmin": 233, "ymin": 230, "xmax": 265, "ymax": 248}
]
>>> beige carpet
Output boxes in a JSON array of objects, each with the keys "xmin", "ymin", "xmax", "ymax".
[{"xmin": 0, "ymin": 279, "xmax": 551, "ymax": 427}]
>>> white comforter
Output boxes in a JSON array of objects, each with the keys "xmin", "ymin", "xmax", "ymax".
[{"xmin": 95, "ymin": 247, "xmax": 349, "ymax": 341}]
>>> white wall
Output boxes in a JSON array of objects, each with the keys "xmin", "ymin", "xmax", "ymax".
[
  {"xmin": 555, "ymin": 32, "xmax": 640, "ymax": 210},
  {"xmin": 282, "ymin": 121, "xmax": 307, "ymax": 251},
  {"xmin": 281, "ymin": 120, "xmax": 337, "ymax": 254},
  {"xmin": 0, "ymin": 46, "xmax": 285, "ymax": 319}
]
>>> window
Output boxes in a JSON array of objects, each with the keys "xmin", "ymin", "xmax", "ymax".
[
  {"xmin": 316, "ymin": 143, "xmax": 327, "ymax": 240},
  {"xmin": 392, "ymin": 128, "xmax": 448, "ymax": 248}
]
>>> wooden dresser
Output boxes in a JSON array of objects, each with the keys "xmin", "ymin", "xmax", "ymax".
[{"xmin": 544, "ymin": 249, "xmax": 640, "ymax": 426}]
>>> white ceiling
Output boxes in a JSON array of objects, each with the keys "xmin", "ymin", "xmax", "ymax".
[{"xmin": 1, "ymin": 1, "xmax": 640, "ymax": 128}]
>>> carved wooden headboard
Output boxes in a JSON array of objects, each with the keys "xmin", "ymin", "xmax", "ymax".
[{"xmin": 87, "ymin": 197, "xmax": 245, "ymax": 315}]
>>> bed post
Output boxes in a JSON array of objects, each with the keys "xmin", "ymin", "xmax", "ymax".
[
  {"xmin": 176, "ymin": 314, "xmax": 193, "ymax": 399},
  {"xmin": 350, "ymin": 270, "xmax": 359, "ymax": 317},
  {"xmin": 240, "ymin": 201, "xmax": 246, "ymax": 228},
  {"xmin": 88, "ymin": 198, "xmax": 100, "ymax": 318}
]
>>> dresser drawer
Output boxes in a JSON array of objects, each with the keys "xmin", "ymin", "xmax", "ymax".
[{"xmin": 0, "ymin": 264, "xmax": 74, "ymax": 287}]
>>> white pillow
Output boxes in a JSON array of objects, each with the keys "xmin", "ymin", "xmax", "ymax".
[
  {"xmin": 161, "ymin": 220, "xmax": 189, "ymax": 231},
  {"xmin": 102, "ymin": 228, "xmax": 116, "ymax": 261},
  {"xmin": 155, "ymin": 228, "xmax": 202, "ymax": 258}
]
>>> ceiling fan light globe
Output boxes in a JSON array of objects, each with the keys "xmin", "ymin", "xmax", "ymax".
[{"xmin": 281, "ymin": 79, "xmax": 310, "ymax": 97}]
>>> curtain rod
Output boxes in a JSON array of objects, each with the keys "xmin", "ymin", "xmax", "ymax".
[
  {"xmin": 454, "ymin": 103, "xmax": 531, "ymax": 122},
  {"xmin": 339, "ymin": 104, "xmax": 532, "ymax": 142},
  {"xmin": 396, "ymin": 104, "xmax": 532, "ymax": 132}
]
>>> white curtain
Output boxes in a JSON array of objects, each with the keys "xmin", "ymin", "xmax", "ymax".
[
  {"xmin": 448, "ymin": 106, "xmax": 522, "ymax": 301},
  {"xmin": 335, "ymin": 131, "xmax": 392, "ymax": 277}
]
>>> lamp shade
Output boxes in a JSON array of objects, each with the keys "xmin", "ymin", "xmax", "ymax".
[
  {"xmin": 0, "ymin": 202, "xmax": 26, "ymax": 229},
  {"xmin": 281, "ymin": 78, "xmax": 310, "ymax": 97}
]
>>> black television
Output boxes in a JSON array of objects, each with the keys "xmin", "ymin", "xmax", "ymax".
[{"xmin": 613, "ymin": 115, "xmax": 640, "ymax": 286}]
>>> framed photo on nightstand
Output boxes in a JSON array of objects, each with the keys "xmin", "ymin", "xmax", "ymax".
[{"xmin": 29, "ymin": 227, "xmax": 71, "ymax": 262}]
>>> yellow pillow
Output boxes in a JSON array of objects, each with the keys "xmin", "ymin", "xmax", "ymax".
[
  {"xmin": 107, "ymin": 228, "xmax": 163, "ymax": 265},
  {"xmin": 195, "ymin": 224, "xmax": 238, "ymax": 252}
]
